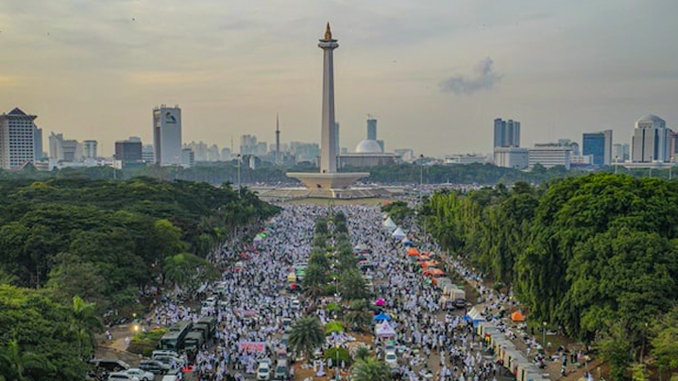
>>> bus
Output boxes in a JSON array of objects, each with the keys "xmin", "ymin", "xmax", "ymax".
[{"xmin": 159, "ymin": 321, "xmax": 193, "ymax": 350}]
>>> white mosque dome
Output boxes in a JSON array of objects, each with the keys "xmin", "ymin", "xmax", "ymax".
[
  {"xmin": 636, "ymin": 114, "xmax": 666, "ymax": 129},
  {"xmin": 355, "ymin": 139, "xmax": 383, "ymax": 154}
]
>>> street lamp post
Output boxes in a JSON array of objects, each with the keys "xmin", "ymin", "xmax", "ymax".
[
  {"xmin": 542, "ymin": 322, "xmax": 547, "ymax": 352},
  {"xmin": 649, "ymin": 156, "xmax": 653, "ymax": 178}
]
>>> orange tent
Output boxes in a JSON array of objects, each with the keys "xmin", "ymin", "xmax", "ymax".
[
  {"xmin": 511, "ymin": 311, "xmax": 526, "ymax": 322},
  {"xmin": 420, "ymin": 260, "xmax": 439, "ymax": 269},
  {"xmin": 407, "ymin": 248, "xmax": 421, "ymax": 256}
]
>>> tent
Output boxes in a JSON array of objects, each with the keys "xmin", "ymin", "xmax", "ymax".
[
  {"xmin": 466, "ymin": 307, "xmax": 485, "ymax": 327},
  {"xmin": 420, "ymin": 260, "xmax": 438, "ymax": 269},
  {"xmin": 375, "ymin": 321, "xmax": 396, "ymax": 338},
  {"xmin": 373, "ymin": 313, "xmax": 392, "ymax": 322},
  {"xmin": 407, "ymin": 248, "xmax": 421, "ymax": 256},
  {"xmin": 383, "ymin": 217, "xmax": 397, "ymax": 232},
  {"xmin": 511, "ymin": 311, "xmax": 526, "ymax": 322},
  {"xmin": 392, "ymin": 227, "xmax": 406, "ymax": 240}
]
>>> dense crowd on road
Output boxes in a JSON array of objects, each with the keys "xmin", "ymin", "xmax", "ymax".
[{"xmin": 137, "ymin": 204, "xmax": 518, "ymax": 381}]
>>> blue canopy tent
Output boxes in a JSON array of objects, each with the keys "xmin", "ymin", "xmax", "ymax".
[
  {"xmin": 465, "ymin": 307, "xmax": 485, "ymax": 327},
  {"xmin": 373, "ymin": 313, "xmax": 392, "ymax": 322}
]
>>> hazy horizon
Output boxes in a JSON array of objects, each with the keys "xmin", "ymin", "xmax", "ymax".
[{"xmin": 1, "ymin": 0, "xmax": 677, "ymax": 157}]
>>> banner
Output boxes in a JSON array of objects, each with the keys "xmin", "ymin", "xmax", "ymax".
[{"xmin": 239, "ymin": 341, "xmax": 266, "ymax": 353}]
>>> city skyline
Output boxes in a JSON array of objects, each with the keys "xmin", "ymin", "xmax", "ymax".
[{"xmin": 0, "ymin": 1, "xmax": 677, "ymax": 157}]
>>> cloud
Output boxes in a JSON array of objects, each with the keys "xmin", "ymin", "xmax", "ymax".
[{"xmin": 439, "ymin": 57, "xmax": 502, "ymax": 95}]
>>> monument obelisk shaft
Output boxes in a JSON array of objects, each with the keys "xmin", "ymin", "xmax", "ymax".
[{"xmin": 319, "ymin": 23, "xmax": 339, "ymax": 173}]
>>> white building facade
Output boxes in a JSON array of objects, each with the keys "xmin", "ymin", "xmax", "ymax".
[
  {"xmin": 493, "ymin": 147, "xmax": 528, "ymax": 169},
  {"xmin": 0, "ymin": 108, "xmax": 36, "ymax": 170},
  {"xmin": 527, "ymin": 146, "xmax": 572, "ymax": 169},
  {"xmin": 153, "ymin": 105, "xmax": 182, "ymax": 166},
  {"xmin": 631, "ymin": 114, "xmax": 672, "ymax": 163}
]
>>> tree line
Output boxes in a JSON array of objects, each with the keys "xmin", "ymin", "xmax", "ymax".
[
  {"xmin": 420, "ymin": 173, "xmax": 678, "ymax": 380},
  {"xmin": 0, "ymin": 177, "xmax": 279, "ymax": 380},
  {"xmin": 6, "ymin": 161, "xmax": 678, "ymax": 187}
]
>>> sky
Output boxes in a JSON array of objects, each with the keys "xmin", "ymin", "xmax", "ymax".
[{"xmin": 1, "ymin": 0, "xmax": 677, "ymax": 157}]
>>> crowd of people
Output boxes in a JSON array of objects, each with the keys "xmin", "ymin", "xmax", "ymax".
[{"xmin": 138, "ymin": 203, "xmax": 522, "ymax": 381}]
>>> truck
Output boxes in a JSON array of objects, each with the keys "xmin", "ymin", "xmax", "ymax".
[
  {"xmin": 196, "ymin": 316, "xmax": 217, "ymax": 341},
  {"xmin": 159, "ymin": 321, "xmax": 193, "ymax": 351},
  {"xmin": 183, "ymin": 331, "xmax": 205, "ymax": 352}
]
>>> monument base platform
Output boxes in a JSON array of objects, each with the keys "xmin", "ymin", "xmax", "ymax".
[
  {"xmin": 286, "ymin": 172, "xmax": 369, "ymax": 190},
  {"xmin": 254, "ymin": 186, "xmax": 391, "ymax": 201}
]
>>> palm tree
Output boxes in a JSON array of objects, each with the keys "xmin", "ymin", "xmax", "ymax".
[
  {"xmin": 344, "ymin": 299, "xmax": 372, "ymax": 332},
  {"xmin": 339, "ymin": 269, "xmax": 369, "ymax": 301},
  {"xmin": 0, "ymin": 269, "xmax": 18, "ymax": 286},
  {"xmin": 354, "ymin": 346, "xmax": 370, "ymax": 362},
  {"xmin": 303, "ymin": 283, "xmax": 326, "ymax": 306},
  {"xmin": 71, "ymin": 295, "xmax": 104, "ymax": 359},
  {"xmin": 288, "ymin": 316, "xmax": 325, "ymax": 362},
  {"xmin": 0, "ymin": 339, "xmax": 55, "ymax": 381},
  {"xmin": 351, "ymin": 357, "xmax": 392, "ymax": 381}
]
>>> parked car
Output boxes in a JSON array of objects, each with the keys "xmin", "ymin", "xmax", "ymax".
[
  {"xmin": 385, "ymin": 351, "xmax": 398, "ymax": 369},
  {"xmin": 90, "ymin": 358, "xmax": 131, "ymax": 372},
  {"xmin": 139, "ymin": 359, "xmax": 170, "ymax": 374},
  {"xmin": 273, "ymin": 359, "xmax": 288, "ymax": 380},
  {"xmin": 257, "ymin": 361, "xmax": 271, "ymax": 380},
  {"xmin": 107, "ymin": 372, "xmax": 139, "ymax": 381},
  {"xmin": 124, "ymin": 368, "xmax": 155, "ymax": 381}
]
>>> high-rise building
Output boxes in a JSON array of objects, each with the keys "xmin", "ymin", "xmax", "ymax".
[
  {"xmin": 49, "ymin": 132, "xmax": 64, "ymax": 160},
  {"xmin": 582, "ymin": 130, "xmax": 613, "ymax": 165},
  {"xmin": 61, "ymin": 139, "xmax": 81, "ymax": 162},
  {"xmin": 153, "ymin": 105, "xmax": 182, "ymax": 166},
  {"xmin": 367, "ymin": 118, "xmax": 377, "ymax": 140},
  {"xmin": 34, "ymin": 126, "xmax": 43, "ymax": 161},
  {"xmin": 220, "ymin": 147, "xmax": 232, "ymax": 161},
  {"xmin": 0, "ymin": 108, "xmax": 36, "ymax": 170},
  {"xmin": 493, "ymin": 118, "xmax": 521, "ymax": 148},
  {"xmin": 48, "ymin": 132, "xmax": 81, "ymax": 162},
  {"xmin": 240, "ymin": 135, "xmax": 257, "ymax": 155},
  {"xmin": 631, "ymin": 114, "xmax": 671, "ymax": 162},
  {"xmin": 83, "ymin": 140, "xmax": 98, "ymax": 159},
  {"xmin": 142, "ymin": 145, "xmax": 155, "ymax": 163},
  {"xmin": 181, "ymin": 148, "xmax": 195, "ymax": 168},
  {"xmin": 115, "ymin": 140, "xmax": 142, "ymax": 162}
]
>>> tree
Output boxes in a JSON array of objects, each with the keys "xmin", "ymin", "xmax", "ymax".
[
  {"xmin": 354, "ymin": 346, "xmax": 370, "ymax": 361},
  {"xmin": 70, "ymin": 296, "xmax": 103, "ymax": 359},
  {"xmin": 289, "ymin": 316, "xmax": 325, "ymax": 362},
  {"xmin": 351, "ymin": 357, "xmax": 391, "ymax": 381},
  {"xmin": 344, "ymin": 299, "xmax": 372, "ymax": 332},
  {"xmin": 163, "ymin": 253, "xmax": 219, "ymax": 293},
  {"xmin": 0, "ymin": 339, "xmax": 55, "ymax": 381},
  {"xmin": 599, "ymin": 321, "xmax": 634, "ymax": 381},
  {"xmin": 339, "ymin": 269, "xmax": 369, "ymax": 301},
  {"xmin": 651, "ymin": 307, "xmax": 678, "ymax": 378}
]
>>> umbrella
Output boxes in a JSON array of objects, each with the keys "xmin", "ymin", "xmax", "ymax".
[
  {"xmin": 373, "ymin": 313, "xmax": 392, "ymax": 322},
  {"xmin": 375, "ymin": 299, "xmax": 385, "ymax": 307}
]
